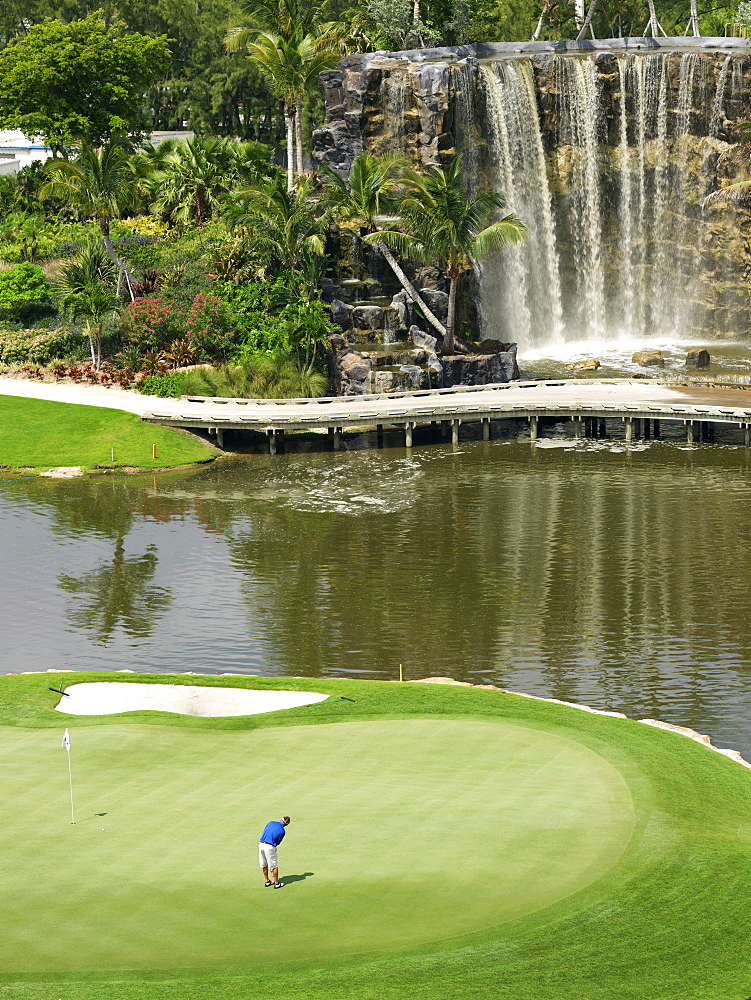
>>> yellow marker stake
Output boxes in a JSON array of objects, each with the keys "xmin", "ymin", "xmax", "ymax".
[
  {"xmin": 152, "ymin": 444, "xmax": 157, "ymax": 460},
  {"xmin": 399, "ymin": 663, "xmax": 403, "ymax": 682}
]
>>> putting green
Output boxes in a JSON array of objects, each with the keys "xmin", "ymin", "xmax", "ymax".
[{"xmin": 0, "ymin": 717, "xmax": 633, "ymax": 974}]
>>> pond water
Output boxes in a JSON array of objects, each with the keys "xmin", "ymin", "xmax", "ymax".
[
  {"xmin": 518, "ymin": 337, "xmax": 751, "ymax": 381},
  {"xmin": 3, "ymin": 436, "xmax": 751, "ymax": 755}
]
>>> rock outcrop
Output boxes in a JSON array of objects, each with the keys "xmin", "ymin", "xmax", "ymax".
[{"xmin": 315, "ymin": 39, "xmax": 751, "ymax": 344}]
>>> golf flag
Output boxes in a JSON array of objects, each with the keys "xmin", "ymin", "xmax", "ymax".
[{"xmin": 62, "ymin": 729, "xmax": 75, "ymax": 824}]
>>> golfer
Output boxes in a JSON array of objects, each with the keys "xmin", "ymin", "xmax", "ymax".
[{"xmin": 259, "ymin": 815, "xmax": 290, "ymax": 888}]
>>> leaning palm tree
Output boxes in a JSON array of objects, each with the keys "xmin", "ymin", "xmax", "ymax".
[
  {"xmin": 321, "ymin": 151, "xmax": 448, "ymax": 338},
  {"xmin": 365, "ymin": 155, "xmax": 528, "ymax": 355},
  {"xmin": 244, "ymin": 31, "xmax": 339, "ymax": 188},
  {"xmin": 39, "ymin": 137, "xmax": 136, "ymax": 299}
]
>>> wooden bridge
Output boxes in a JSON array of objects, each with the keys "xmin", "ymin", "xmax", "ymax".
[{"xmin": 141, "ymin": 378, "xmax": 751, "ymax": 452}]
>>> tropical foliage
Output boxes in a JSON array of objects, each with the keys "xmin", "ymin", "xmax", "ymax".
[{"xmin": 364, "ymin": 154, "xmax": 527, "ymax": 353}]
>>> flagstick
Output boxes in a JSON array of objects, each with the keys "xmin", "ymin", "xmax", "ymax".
[{"xmin": 66, "ymin": 746, "xmax": 75, "ymax": 825}]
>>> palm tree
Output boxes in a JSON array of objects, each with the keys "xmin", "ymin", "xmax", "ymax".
[
  {"xmin": 704, "ymin": 121, "xmax": 751, "ymax": 205},
  {"xmin": 60, "ymin": 279, "xmax": 121, "ymax": 370},
  {"xmin": 321, "ymin": 151, "xmax": 448, "ymax": 337},
  {"xmin": 365, "ymin": 155, "xmax": 528, "ymax": 355},
  {"xmin": 227, "ymin": 173, "xmax": 329, "ymax": 279},
  {"xmin": 146, "ymin": 136, "xmax": 238, "ymax": 225},
  {"xmin": 39, "ymin": 137, "xmax": 137, "ymax": 299},
  {"xmin": 245, "ymin": 31, "xmax": 339, "ymax": 188}
]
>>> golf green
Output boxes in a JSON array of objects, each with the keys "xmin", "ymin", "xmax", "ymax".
[
  {"xmin": 1, "ymin": 672, "xmax": 750, "ymax": 1000},
  {"xmin": 0, "ymin": 718, "xmax": 633, "ymax": 973}
]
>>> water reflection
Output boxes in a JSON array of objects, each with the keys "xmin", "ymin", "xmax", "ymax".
[
  {"xmin": 59, "ymin": 539, "xmax": 172, "ymax": 646},
  {"xmin": 1, "ymin": 440, "xmax": 751, "ymax": 754}
]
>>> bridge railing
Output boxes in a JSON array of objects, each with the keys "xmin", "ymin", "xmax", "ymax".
[{"xmin": 177, "ymin": 375, "xmax": 751, "ymax": 409}]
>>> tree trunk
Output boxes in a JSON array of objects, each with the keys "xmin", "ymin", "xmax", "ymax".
[
  {"xmin": 374, "ymin": 239, "xmax": 447, "ymax": 338},
  {"xmin": 646, "ymin": 0, "xmax": 661, "ymax": 35},
  {"xmin": 100, "ymin": 219, "xmax": 135, "ymax": 302},
  {"xmin": 295, "ymin": 100, "xmax": 304, "ymax": 177},
  {"xmin": 445, "ymin": 274, "xmax": 457, "ymax": 356},
  {"xmin": 533, "ymin": 0, "xmax": 552, "ymax": 40},
  {"xmin": 576, "ymin": 0, "xmax": 598, "ymax": 40},
  {"xmin": 689, "ymin": 0, "xmax": 700, "ymax": 35},
  {"xmin": 195, "ymin": 185, "xmax": 208, "ymax": 224},
  {"xmin": 285, "ymin": 112, "xmax": 295, "ymax": 191},
  {"xmin": 86, "ymin": 323, "xmax": 97, "ymax": 370}
]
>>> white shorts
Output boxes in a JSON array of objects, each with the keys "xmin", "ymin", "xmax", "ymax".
[{"xmin": 259, "ymin": 842, "xmax": 278, "ymax": 869}]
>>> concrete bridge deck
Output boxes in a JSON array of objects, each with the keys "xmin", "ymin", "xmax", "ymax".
[{"xmin": 141, "ymin": 378, "xmax": 751, "ymax": 451}]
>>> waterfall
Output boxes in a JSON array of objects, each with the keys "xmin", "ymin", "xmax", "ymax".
[
  {"xmin": 477, "ymin": 50, "xmax": 743, "ymax": 348},
  {"xmin": 480, "ymin": 61, "xmax": 563, "ymax": 346},
  {"xmin": 709, "ymin": 55, "xmax": 731, "ymax": 136},
  {"xmin": 381, "ymin": 68, "xmax": 410, "ymax": 153}
]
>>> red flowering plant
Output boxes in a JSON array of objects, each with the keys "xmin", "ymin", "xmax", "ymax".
[
  {"xmin": 184, "ymin": 291, "xmax": 240, "ymax": 361},
  {"xmin": 119, "ymin": 295, "xmax": 186, "ymax": 353}
]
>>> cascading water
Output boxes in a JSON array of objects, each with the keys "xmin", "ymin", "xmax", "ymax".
[
  {"xmin": 481, "ymin": 60, "xmax": 564, "ymax": 346},
  {"xmin": 476, "ymin": 51, "xmax": 749, "ymax": 351}
]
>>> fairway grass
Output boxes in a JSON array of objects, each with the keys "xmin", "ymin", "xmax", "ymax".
[
  {"xmin": 1, "ymin": 672, "xmax": 750, "ymax": 1000},
  {"xmin": 0, "ymin": 396, "xmax": 217, "ymax": 471}
]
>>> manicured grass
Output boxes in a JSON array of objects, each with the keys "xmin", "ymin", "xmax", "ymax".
[
  {"xmin": 0, "ymin": 396, "xmax": 217, "ymax": 471},
  {"xmin": 1, "ymin": 672, "xmax": 750, "ymax": 1000}
]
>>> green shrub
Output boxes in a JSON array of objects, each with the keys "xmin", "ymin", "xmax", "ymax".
[
  {"xmin": 0, "ymin": 262, "xmax": 53, "ymax": 319},
  {"xmin": 0, "ymin": 326, "xmax": 74, "ymax": 365},
  {"xmin": 139, "ymin": 372, "xmax": 186, "ymax": 397}
]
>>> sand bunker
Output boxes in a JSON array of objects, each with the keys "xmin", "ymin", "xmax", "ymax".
[{"xmin": 55, "ymin": 682, "xmax": 329, "ymax": 717}]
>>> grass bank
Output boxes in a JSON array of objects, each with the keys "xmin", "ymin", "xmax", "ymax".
[
  {"xmin": 0, "ymin": 396, "xmax": 218, "ymax": 472},
  {"xmin": 1, "ymin": 672, "xmax": 750, "ymax": 1000}
]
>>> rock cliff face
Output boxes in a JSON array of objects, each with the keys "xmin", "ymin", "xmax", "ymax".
[{"xmin": 314, "ymin": 39, "xmax": 751, "ymax": 345}]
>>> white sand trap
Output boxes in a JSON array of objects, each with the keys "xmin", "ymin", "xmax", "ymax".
[{"xmin": 55, "ymin": 682, "xmax": 329, "ymax": 717}]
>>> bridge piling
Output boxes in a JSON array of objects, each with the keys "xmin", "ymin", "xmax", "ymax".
[
  {"xmin": 482, "ymin": 417, "xmax": 490, "ymax": 441},
  {"xmin": 451, "ymin": 419, "xmax": 460, "ymax": 445},
  {"xmin": 405, "ymin": 422, "xmax": 413, "ymax": 448},
  {"xmin": 745, "ymin": 425, "xmax": 750, "ymax": 448},
  {"xmin": 686, "ymin": 420, "xmax": 695, "ymax": 444},
  {"xmin": 624, "ymin": 416, "xmax": 633, "ymax": 442},
  {"xmin": 530, "ymin": 415, "xmax": 539, "ymax": 441},
  {"xmin": 573, "ymin": 415, "xmax": 582, "ymax": 439},
  {"xmin": 215, "ymin": 428, "xmax": 224, "ymax": 449},
  {"xmin": 377, "ymin": 424, "xmax": 384, "ymax": 447}
]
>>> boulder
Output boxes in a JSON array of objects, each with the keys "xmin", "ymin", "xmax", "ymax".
[
  {"xmin": 566, "ymin": 358, "xmax": 600, "ymax": 371},
  {"xmin": 420, "ymin": 288, "xmax": 449, "ymax": 326},
  {"xmin": 632, "ymin": 350, "xmax": 665, "ymax": 367},
  {"xmin": 329, "ymin": 299, "xmax": 352, "ymax": 329},
  {"xmin": 410, "ymin": 325, "xmax": 439, "ymax": 352},
  {"xmin": 352, "ymin": 305, "xmax": 385, "ymax": 331},
  {"xmin": 400, "ymin": 364, "xmax": 424, "ymax": 388},
  {"xmin": 337, "ymin": 350, "xmax": 373, "ymax": 395},
  {"xmin": 319, "ymin": 278, "xmax": 343, "ymax": 304},
  {"xmin": 441, "ymin": 352, "xmax": 516, "ymax": 387},
  {"xmin": 686, "ymin": 349, "xmax": 711, "ymax": 368}
]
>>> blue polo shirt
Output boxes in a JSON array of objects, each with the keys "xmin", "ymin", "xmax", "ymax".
[{"xmin": 260, "ymin": 820, "xmax": 286, "ymax": 846}]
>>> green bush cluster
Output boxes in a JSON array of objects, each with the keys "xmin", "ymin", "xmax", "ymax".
[
  {"xmin": 138, "ymin": 372, "xmax": 186, "ymax": 397},
  {"xmin": 0, "ymin": 262, "xmax": 53, "ymax": 319},
  {"xmin": 0, "ymin": 326, "xmax": 74, "ymax": 365}
]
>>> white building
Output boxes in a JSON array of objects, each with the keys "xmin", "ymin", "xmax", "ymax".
[{"xmin": 0, "ymin": 129, "xmax": 195, "ymax": 174}]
